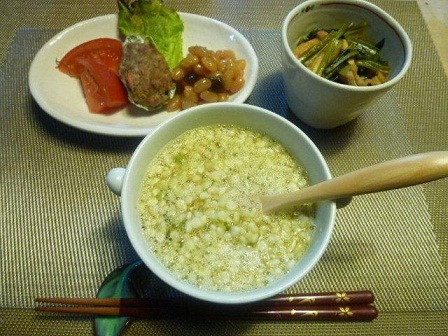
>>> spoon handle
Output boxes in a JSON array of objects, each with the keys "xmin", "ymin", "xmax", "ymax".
[{"xmin": 262, "ymin": 151, "xmax": 448, "ymax": 213}]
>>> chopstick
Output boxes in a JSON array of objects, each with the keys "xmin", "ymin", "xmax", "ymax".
[
  {"xmin": 35, "ymin": 304, "xmax": 378, "ymax": 320},
  {"xmin": 36, "ymin": 290, "xmax": 374, "ymax": 307},
  {"xmin": 35, "ymin": 290, "xmax": 378, "ymax": 321}
]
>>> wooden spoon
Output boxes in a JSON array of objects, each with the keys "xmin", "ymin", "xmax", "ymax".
[{"xmin": 261, "ymin": 151, "xmax": 448, "ymax": 213}]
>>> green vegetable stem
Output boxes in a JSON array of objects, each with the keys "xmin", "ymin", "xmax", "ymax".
[{"xmin": 295, "ymin": 20, "xmax": 391, "ymax": 86}]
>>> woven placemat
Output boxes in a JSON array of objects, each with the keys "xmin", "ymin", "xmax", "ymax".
[{"xmin": 1, "ymin": 1, "xmax": 447, "ymax": 335}]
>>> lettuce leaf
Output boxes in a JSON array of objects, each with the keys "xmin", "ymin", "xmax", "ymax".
[{"xmin": 118, "ymin": 0, "xmax": 184, "ymax": 69}]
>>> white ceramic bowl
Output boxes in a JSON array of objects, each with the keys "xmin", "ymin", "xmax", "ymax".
[
  {"xmin": 107, "ymin": 102, "xmax": 336, "ymax": 304},
  {"xmin": 281, "ymin": 0, "xmax": 412, "ymax": 129},
  {"xmin": 29, "ymin": 13, "xmax": 258, "ymax": 136}
]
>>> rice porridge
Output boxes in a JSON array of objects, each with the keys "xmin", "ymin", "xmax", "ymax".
[{"xmin": 137, "ymin": 124, "xmax": 314, "ymax": 292}]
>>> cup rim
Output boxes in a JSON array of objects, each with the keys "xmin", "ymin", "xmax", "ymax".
[{"xmin": 281, "ymin": 0, "xmax": 413, "ymax": 92}]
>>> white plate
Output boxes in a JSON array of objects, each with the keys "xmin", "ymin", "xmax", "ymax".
[{"xmin": 29, "ymin": 14, "xmax": 259, "ymax": 137}]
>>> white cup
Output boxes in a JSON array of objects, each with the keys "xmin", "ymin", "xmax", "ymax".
[
  {"xmin": 281, "ymin": 0, "xmax": 412, "ymax": 129},
  {"xmin": 107, "ymin": 102, "xmax": 336, "ymax": 304}
]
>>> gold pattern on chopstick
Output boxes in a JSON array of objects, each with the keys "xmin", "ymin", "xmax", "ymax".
[
  {"xmin": 335, "ymin": 292, "xmax": 350, "ymax": 303},
  {"xmin": 301, "ymin": 310, "xmax": 318, "ymax": 318},
  {"xmin": 337, "ymin": 306, "xmax": 354, "ymax": 317},
  {"xmin": 295, "ymin": 296, "xmax": 316, "ymax": 304}
]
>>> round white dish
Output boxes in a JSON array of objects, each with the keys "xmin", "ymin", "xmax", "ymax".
[
  {"xmin": 29, "ymin": 14, "xmax": 259, "ymax": 137},
  {"xmin": 107, "ymin": 102, "xmax": 336, "ymax": 304},
  {"xmin": 281, "ymin": 0, "xmax": 412, "ymax": 129}
]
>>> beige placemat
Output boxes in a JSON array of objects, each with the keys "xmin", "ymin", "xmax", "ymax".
[{"xmin": 1, "ymin": 1, "xmax": 447, "ymax": 335}]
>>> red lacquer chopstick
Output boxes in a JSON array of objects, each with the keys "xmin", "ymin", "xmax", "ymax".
[
  {"xmin": 36, "ymin": 290, "xmax": 378, "ymax": 321},
  {"xmin": 36, "ymin": 290, "xmax": 374, "ymax": 308}
]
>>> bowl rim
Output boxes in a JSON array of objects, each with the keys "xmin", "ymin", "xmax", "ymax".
[
  {"xmin": 120, "ymin": 102, "xmax": 336, "ymax": 304},
  {"xmin": 281, "ymin": 0, "xmax": 413, "ymax": 92}
]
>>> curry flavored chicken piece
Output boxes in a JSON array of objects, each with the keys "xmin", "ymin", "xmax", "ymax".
[{"xmin": 119, "ymin": 40, "xmax": 175, "ymax": 110}]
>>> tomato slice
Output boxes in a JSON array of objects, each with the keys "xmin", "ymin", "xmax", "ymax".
[
  {"xmin": 58, "ymin": 38, "xmax": 123, "ymax": 77},
  {"xmin": 78, "ymin": 58, "xmax": 128, "ymax": 114}
]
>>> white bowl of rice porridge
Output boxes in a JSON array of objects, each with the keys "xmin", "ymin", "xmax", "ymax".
[{"xmin": 107, "ymin": 102, "xmax": 336, "ymax": 304}]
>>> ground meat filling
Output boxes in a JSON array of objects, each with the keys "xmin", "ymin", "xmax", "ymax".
[{"xmin": 119, "ymin": 41, "xmax": 175, "ymax": 110}]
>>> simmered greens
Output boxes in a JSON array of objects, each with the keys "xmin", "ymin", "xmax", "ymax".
[{"xmin": 294, "ymin": 21, "xmax": 390, "ymax": 86}]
